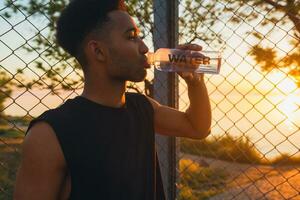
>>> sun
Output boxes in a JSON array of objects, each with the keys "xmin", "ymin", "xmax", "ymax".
[
  {"xmin": 277, "ymin": 95, "xmax": 299, "ymax": 127},
  {"xmin": 274, "ymin": 76, "xmax": 300, "ymax": 126},
  {"xmin": 277, "ymin": 77, "xmax": 298, "ymax": 95}
]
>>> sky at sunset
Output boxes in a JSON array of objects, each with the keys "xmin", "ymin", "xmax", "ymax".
[{"xmin": 1, "ymin": 1, "xmax": 300, "ymax": 159}]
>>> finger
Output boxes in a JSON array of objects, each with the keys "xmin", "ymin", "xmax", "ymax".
[
  {"xmin": 194, "ymin": 72, "xmax": 204, "ymax": 79},
  {"xmin": 176, "ymin": 44, "xmax": 202, "ymax": 51},
  {"xmin": 178, "ymin": 71, "xmax": 193, "ymax": 79},
  {"xmin": 176, "ymin": 44, "xmax": 190, "ymax": 50},
  {"xmin": 177, "ymin": 71, "xmax": 186, "ymax": 78},
  {"xmin": 180, "ymin": 72, "xmax": 190, "ymax": 77}
]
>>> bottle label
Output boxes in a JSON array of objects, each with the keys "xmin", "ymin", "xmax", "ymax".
[
  {"xmin": 168, "ymin": 53, "xmax": 211, "ymax": 66},
  {"xmin": 154, "ymin": 49, "xmax": 221, "ymax": 74}
]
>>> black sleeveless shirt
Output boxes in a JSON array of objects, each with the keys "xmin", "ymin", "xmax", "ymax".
[{"xmin": 27, "ymin": 92, "xmax": 165, "ymax": 200}]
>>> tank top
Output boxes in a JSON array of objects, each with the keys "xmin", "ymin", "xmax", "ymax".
[{"xmin": 26, "ymin": 92, "xmax": 165, "ymax": 200}]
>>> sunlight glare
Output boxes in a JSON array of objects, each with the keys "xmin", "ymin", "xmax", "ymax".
[
  {"xmin": 277, "ymin": 95, "xmax": 299, "ymax": 126},
  {"xmin": 277, "ymin": 77, "xmax": 298, "ymax": 94}
]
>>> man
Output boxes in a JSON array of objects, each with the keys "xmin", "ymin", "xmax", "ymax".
[{"xmin": 14, "ymin": 0, "xmax": 211, "ymax": 199}]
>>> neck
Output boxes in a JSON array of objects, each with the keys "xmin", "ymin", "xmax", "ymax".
[{"xmin": 81, "ymin": 73, "xmax": 127, "ymax": 108}]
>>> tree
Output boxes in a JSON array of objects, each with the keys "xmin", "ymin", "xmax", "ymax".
[
  {"xmin": 224, "ymin": 0, "xmax": 300, "ymax": 86},
  {"xmin": 3, "ymin": 0, "xmax": 82, "ymax": 94},
  {"xmin": 3, "ymin": 0, "xmax": 300, "ymax": 90},
  {"xmin": 0, "ymin": 70, "xmax": 13, "ymax": 124},
  {"xmin": 2, "ymin": 0, "xmax": 224, "ymax": 96}
]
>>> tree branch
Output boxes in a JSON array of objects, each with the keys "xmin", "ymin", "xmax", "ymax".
[
  {"xmin": 263, "ymin": 0, "xmax": 300, "ymax": 38},
  {"xmin": 263, "ymin": 0, "xmax": 286, "ymax": 10},
  {"xmin": 287, "ymin": 13, "xmax": 300, "ymax": 34}
]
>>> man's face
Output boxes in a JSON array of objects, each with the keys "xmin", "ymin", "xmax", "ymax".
[{"xmin": 103, "ymin": 11, "xmax": 150, "ymax": 82}]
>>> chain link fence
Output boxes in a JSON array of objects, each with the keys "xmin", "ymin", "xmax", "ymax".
[
  {"xmin": 177, "ymin": 0, "xmax": 300, "ymax": 199},
  {"xmin": 1, "ymin": 0, "xmax": 300, "ymax": 199}
]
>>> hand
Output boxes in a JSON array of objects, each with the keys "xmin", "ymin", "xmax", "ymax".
[{"xmin": 176, "ymin": 44, "xmax": 204, "ymax": 85}]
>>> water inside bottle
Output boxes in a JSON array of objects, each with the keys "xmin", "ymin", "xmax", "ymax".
[{"xmin": 155, "ymin": 57, "xmax": 221, "ymax": 74}]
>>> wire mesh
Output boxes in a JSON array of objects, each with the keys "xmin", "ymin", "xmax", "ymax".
[
  {"xmin": 1, "ymin": 0, "xmax": 300, "ymax": 199},
  {"xmin": 177, "ymin": 0, "xmax": 300, "ymax": 199}
]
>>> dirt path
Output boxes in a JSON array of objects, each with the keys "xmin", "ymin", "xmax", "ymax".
[{"xmin": 181, "ymin": 153, "xmax": 300, "ymax": 200}]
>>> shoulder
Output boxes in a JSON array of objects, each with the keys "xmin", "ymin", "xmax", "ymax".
[
  {"xmin": 126, "ymin": 92, "xmax": 151, "ymax": 102},
  {"xmin": 126, "ymin": 92, "xmax": 155, "ymax": 108},
  {"xmin": 37, "ymin": 98, "xmax": 75, "ymax": 120},
  {"xmin": 14, "ymin": 121, "xmax": 67, "ymax": 198},
  {"xmin": 23, "ymin": 121, "xmax": 66, "ymax": 169},
  {"xmin": 21, "ymin": 97, "xmax": 82, "ymax": 169},
  {"xmin": 125, "ymin": 93, "xmax": 156, "ymax": 118},
  {"xmin": 26, "ymin": 98, "xmax": 78, "ymax": 135},
  {"xmin": 43, "ymin": 98, "xmax": 77, "ymax": 119},
  {"xmin": 126, "ymin": 92, "xmax": 143, "ymax": 99},
  {"xmin": 25, "ymin": 121, "xmax": 60, "ymax": 150},
  {"xmin": 143, "ymin": 95, "xmax": 161, "ymax": 111}
]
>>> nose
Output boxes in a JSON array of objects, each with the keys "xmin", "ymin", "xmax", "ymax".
[{"xmin": 139, "ymin": 38, "xmax": 149, "ymax": 54}]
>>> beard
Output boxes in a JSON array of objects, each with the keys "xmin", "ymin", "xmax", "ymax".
[
  {"xmin": 110, "ymin": 66, "xmax": 147, "ymax": 82},
  {"xmin": 107, "ymin": 50, "xmax": 147, "ymax": 82},
  {"xmin": 128, "ymin": 68, "xmax": 147, "ymax": 82}
]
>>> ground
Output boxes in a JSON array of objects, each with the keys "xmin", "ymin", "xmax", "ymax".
[{"xmin": 182, "ymin": 153, "xmax": 300, "ymax": 200}]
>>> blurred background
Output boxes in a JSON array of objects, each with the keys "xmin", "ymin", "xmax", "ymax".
[{"xmin": 0, "ymin": 0, "xmax": 300, "ymax": 199}]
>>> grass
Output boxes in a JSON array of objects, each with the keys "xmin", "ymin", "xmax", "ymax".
[
  {"xmin": 181, "ymin": 135, "xmax": 263, "ymax": 164},
  {"xmin": 0, "ymin": 129, "xmax": 24, "ymax": 138},
  {"xmin": 0, "ymin": 115, "xmax": 32, "ymax": 127},
  {"xmin": 179, "ymin": 135, "xmax": 300, "ymax": 198},
  {"xmin": 180, "ymin": 135, "xmax": 300, "ymax": 166},
  {"xmin": 0, "ymin": 144, "xmax": 21, "ymax": 200},
  {"xmin": 0, "ymin": 127, "xmax": 23, "ymax": 200},
  {"xmin": 0, "ymin": 123, "xmax": 300, "ymax": 199},
  {"xmin": 177, "ymin": 159, "xmax": 228, "ymax": 200},
  {"xmin": 271, "ymin": 153, "xmax": 300, "ymax": 166}
]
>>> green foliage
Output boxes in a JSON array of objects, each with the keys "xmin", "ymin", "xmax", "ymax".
[
  {"xmin": 249, "ymin": 45, "xmax": 278, "ymax": 71},
  {"xmin": 178, "ymin": 159, "xmax": 228, "ymax": 200},
  {"xmin": 3, "ymin": 0, "xmax": 82, "ymax": 94},
  {"xmin": 224, "ymin": 0, "xmax": 300, "ymax": 85},
  {"xmin": 0, "ymin": 124, "xmax": 23, "ymax": 199},
  {"xmin": 2, "ymin": 0, "xmax": 225, "ymax": 95},
  {"xmin": 271, "ymin": 153, "xmax": 300, "ymax": 166},
  {"xmin": 127, "ymin": 0, "xmax": 153, "ymax": 41},
  {"xmin": 178, "ymin": 0, "xmax": 223, "ymax": 45},
  {"xmin": 181, "ymin": 135, "xmax": 263, "ymax": 164},
  {"xmin": 181, "ymin": 135, "xmax": 300, "ymax": 166},
  {"xmin": 0, "ymin": 144, "xmax": 21, "ymax": 200},
  {"xmin": 0, "ymin": 129, "xmax": 23, "ymax": 138},
  {"xmin": 2, "ymin": 0, "xmax": 300, "ymax": 88},
  {"xmin": 5, "ymin": 115, "xmax": 32, "ymax": 127},
  {"xmin": 0, "ymin": 70, "xmax": 13, "ymax": 121},
  {"xmin": 0, "ymin": 116, "xmax": 29, "ymax": 137}
]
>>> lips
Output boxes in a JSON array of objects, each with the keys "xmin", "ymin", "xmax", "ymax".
[
  {"xmin": 142, "ymin": 59, "xmax": 151, "ymax": 69},
  {"xmin": 144, "ymin": 62, "xmax": 151, "ymax": 69}
]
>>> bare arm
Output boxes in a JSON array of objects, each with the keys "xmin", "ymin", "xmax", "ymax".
[
  {"xmin": 184, "ymin": 73, "xmax": 211, "ymax": 138},
  {"xmin": 14, "ymin": 122, "xmax": 67, "ymax": 200},
  {"xmin": 148, "ymin": 44, "xmax": 211, "ymax": 139},
  {"xmin": 147, "ymin": 81, "xmax": 211, "ymax": 140}
]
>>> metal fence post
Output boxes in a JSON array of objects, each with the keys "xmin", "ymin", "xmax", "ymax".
[{"xmin": 153, "ymin": 0, "xmax": 179, "ymax": 199}]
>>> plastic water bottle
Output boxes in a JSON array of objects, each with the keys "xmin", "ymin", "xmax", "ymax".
[{"xmin": 147, "ymin": 48, "xmax": 221, "ymax": 74}]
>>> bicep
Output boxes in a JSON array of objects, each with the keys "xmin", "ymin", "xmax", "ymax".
[
  {"xmin": 14, "ymin": 122, "xmax": 67, "ymax": 200},
  {"xmin": 147, "ymin": 97, "xmax": 197, "ymax": 138}
]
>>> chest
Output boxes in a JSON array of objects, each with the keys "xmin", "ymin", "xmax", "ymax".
[{"xmin": 67, "ymin": 108, "xmax": 155, "ymax": 172}]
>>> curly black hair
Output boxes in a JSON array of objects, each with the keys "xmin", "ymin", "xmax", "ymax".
[{"xmin": 56, "ymin": 0, "xmax": 126, "ymax": 66}]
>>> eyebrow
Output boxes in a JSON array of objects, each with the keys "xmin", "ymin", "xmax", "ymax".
[{"xmin": 124, "ymin": 27, "xmax": 141, "ymax": 34}]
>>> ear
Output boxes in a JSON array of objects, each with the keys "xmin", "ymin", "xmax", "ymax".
[{"xmin": 87, "ymin": 40, "xmax": 107, "ymax": 62}]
